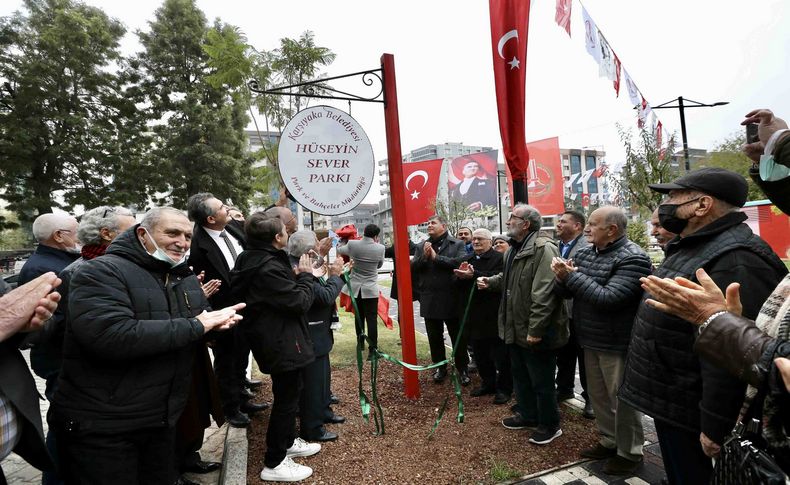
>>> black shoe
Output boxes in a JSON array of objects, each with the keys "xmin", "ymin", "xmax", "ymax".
[
  {"xmin": 324, "ymin": 413, "xmax": 346, "ymax": 424},
  {"xmin": 302, "ymin": 429, "xmax": 338, "ymax": 442},
  {"xmin": 528, "ymin": 426, "xmax": 562, "ymax": 445},
  {"xmin": 245, "ymin": 377, "xmax": 262, "ymax": 389},
  {"xmin": 239, "ymin": 387, "xmax": 255, "ymax": 400},
  {"xmin": 467, "ymin": 361, "xmax": 478, "ymax": 374},
  {"xmin": 329, "ymin": 394, "xmax": 340, "ymax": 405},
  {"xmin": 432, "ymin": 367, "xmax": 447, "ymax": 383},
  {"xmin": 241, "ymin": 401, "xmax": 270, "ymax": 414},
  {"xmin": 501, "ymin": 414, "xmax": 537, "ymax": 430},
  {"xmin": 580, "ymin": 443, "xmax": 617, "ymax": 460},
  {"xmin": 226, "ymin": 411, "xmax": 250, "ymax": 428},
  {"xmin": 185, "ymin": 460, "xmax": 221, "ymax": 474},
  {"xmin": 556, "ymin": 391, "xmax": 575, "ymax": 402},
  {"xmin": 459, "ymin": 370, "xmax": 471, "ymax": 387},
  {"xmin": 470, "ymin": 386, "xmax": 495, "ymax": 397},
  {"xmin": 175, "ymin": 476, "xmax": 200, "ymax": 485},
  {"xmin": 493, "ymin": 392, "xmax": 511, "ymax": 405},
  {"xmin": 603, "ymin": 455, "xmax": 643, "ymax": 475},
  {"xmin": 583, "ymin": 401, "xmax": 595, "ymax": 419}
]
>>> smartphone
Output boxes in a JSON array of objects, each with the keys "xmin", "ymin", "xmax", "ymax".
[{"xmin": 746, "ymin": 123, "xmax": 759, "ymax": 144}]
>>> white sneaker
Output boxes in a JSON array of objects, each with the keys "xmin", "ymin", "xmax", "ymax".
[
  {"xmin": 260, "ymin": 456, "xmax": 313, "ymax": 482},
  {"xmin": 286, "ymin": 437, "xmax": 321, "ymax": 458}
]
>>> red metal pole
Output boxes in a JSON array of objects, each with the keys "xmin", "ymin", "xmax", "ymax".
[{"xmin": 381, "ymin": 53, "xmax": 419, "ymax": 399}]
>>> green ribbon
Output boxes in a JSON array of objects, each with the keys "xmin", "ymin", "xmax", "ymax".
[{"xmin": 342, "ymin": 270, "xmax": 477, "ymax": 437}]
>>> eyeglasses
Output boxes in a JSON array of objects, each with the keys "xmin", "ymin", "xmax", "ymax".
[{"xmin": 507, "ymin": 214, "xmax": 525, "ymax": 222}]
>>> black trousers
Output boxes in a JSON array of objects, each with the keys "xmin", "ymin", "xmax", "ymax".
[
  {"xmin": 473, "ymin": 336, "xmax": 512, "ymax": 394},
  {"xmin": 55, "ymin": 425, "xmax": 175, "ymax": 485},
  {"xmin": 354, "ymin": 297, "xmax": 379, "ymax": 349},
  {"xmin": 264, "ymin": 369, "xmax": 303, "ymax": 469},
  {"xmin": 555, "ymin": 319, "xmax": 588, "ymax": 400},
  {"xmin": 299, "ymin": 354, "xmax": 330, "ymax": 438},
  {"xmin": 654, "ymin": 419, "xmax": 713, "ymax": 485},
  {"xmin": 424, "ymin": 318, "xmax": 469, "ymax": 371},
  {"xmin": 211, "ymin": 326, "xmax": 247, "ymax": 415}
]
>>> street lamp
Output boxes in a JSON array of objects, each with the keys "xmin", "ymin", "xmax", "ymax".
[{"xmin": 650, "ymin": 97, "xmax": 729, "ymax": 172}]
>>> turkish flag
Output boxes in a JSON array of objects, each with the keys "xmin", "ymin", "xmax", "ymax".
[
  {"xmin": 490, "ymin": 0, "xmax": 531, "ymax": 191},
  {"xmin": 555, "ymin": 0, "xmax": 572, "ymax": 37},
  {"xmin": 402, "ymin": 158, "xmax": 443, "ymax": 226}
]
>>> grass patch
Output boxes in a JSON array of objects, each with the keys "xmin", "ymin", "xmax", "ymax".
[
  {"xmin": 785, "ymin": 260, "xmax": 790, "ymax": 271},
  {"xmin": 330, "ymin": 307, "xmax": 432, "ymax": 368},
  {"xmin": 488, "ymin": 459, "xmax": 522, "ymax": 483}
]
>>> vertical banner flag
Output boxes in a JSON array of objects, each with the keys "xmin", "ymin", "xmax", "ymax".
[
  {"xmin": 582, "ymin": 6, "xmax": 601, "ymax": 64},
  {"xmin": 555, "ymin": 0, "xmax": 572, "ymax": 37},
  {"xmin": 613, "ymin": 54, "xmax": 622, "ymax": 96},
  {"xmin": 489, "ymin": 0, "xmax": 531, "ymax": 203},
  {"xmin": 402, "ymin": 158, "xmax": 444, "ymax": 226},
  {"xmin": 519, "ymin": 137, "xmax": 565, "ymax": 216},
  {"xmin": 624, "ymin": 70, "xmax": 640, "ymax": 106},
  {"xmin": 447, "ymin": 150, "xmax": 499, "ymax": 212}
]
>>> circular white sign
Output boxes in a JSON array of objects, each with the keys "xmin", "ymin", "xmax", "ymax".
[{"xmin": 278, "ymin": 105, "xmax": 375, "ymax": 216}]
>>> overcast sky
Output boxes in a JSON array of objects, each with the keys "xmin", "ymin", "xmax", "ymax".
[{"xmin": 4, "ymin": 0, "xmax": 789, "ymax": 204}]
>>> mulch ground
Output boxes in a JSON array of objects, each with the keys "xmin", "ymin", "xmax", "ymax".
[{"xmin": 247, "ymin": 361, "xmax": 598, "ymax": 484}]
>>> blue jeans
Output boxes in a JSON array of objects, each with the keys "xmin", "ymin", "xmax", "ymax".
[{"xmin": 509, "ymin": 344, "xmax": 559, "ymax": 429}]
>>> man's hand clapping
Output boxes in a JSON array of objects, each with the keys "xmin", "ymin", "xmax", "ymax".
[
  {"xmin": 0, "ymin": 272, "xmax": 62, "ymax": 342},
  {"xmin": 196, "ymin": 302, "xmax": 246, "ymax": 333},
  {"xmin": 453, "ymin": 262, "xmax": 475, "ymax": 279},
  {"xmin": 550, "ymin": 257, "xmax": 576, "ymax": 281}
]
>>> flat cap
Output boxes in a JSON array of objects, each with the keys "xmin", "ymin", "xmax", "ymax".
[{"xmin": 648, "ymin": 167, "xmax": 748, "ymax": 207}]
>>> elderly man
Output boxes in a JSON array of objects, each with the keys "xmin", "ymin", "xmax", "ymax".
[
  {"xmin": 337, "ymin": 224, "xmax": 384, "ymax": 355},
  {"xmin": 287, "ymin": 231, "xmax": 346, "ymax": 442},
  {"xmin": 412, "ymin": 215, "xmax": 469, "ymax": 384},
  {"xmin": 478, "ymin": 204, "xmax": 568, "ymax": 445},
  {"xmin": 231, "ymin": 212, "xmax": 320, "ymax": 482},
  {"xmin": 50, "ymin": 207, "xmax": 243, "ymax": 485},
  {"xmin": 454, "ymin": 228, "xmax": 510, "ymax": 404},
  {"xmin": 0, "ymin": 272, "xmax": 60, "ymax": 483},
  {"xmin": 553, "ymin": 206, "xmax": 652, "ymax": 475},
  {"xmin": 187, "ymin": 193, "xmax": 266, "ymax": 431},
  {"xmin": 650, "ymin": 208, "xmax": 676, "ymax": 250},
  {"xmin": 553, "ymin": 210, "xmax": 593, "ymax": 418},
  {"xmin": 619, "ymin": 168, "xmax": 787, "ymax": 484}
]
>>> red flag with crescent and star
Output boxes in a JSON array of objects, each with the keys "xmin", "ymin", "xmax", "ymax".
[
  {"xmin": 402, "ymin": 158, "xmax": 444, "ymax": 226},
  {"xmin": 489, "ymin": 0, "xmax": 531, "ymax": 185}
]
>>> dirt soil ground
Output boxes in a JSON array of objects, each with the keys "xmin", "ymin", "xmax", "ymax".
[{"xmin": 247, "ymin": 360, "xmax": 598, "ymax": 484}]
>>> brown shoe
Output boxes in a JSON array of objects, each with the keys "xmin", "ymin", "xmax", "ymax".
[
  {"xmin": 603, "ymin": 455, "xmax": 643, "ymax": 476},
  {"xmin": 580, "ymin": 443, "xmax": 617, "ymax": 460}
]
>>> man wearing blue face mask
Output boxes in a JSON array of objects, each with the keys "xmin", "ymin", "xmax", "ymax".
[
  {"xmin": 50, "ymin": 207, "xmax": 245, "ymax": 485},
  {"xmin": 619, "ymin": 168, "xmax": 788, "ymax": 485}
]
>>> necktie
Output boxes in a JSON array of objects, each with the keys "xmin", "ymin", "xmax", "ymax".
[{"xmin": 220, "ymin": 231, "xmax": 238, "ymax": 262}]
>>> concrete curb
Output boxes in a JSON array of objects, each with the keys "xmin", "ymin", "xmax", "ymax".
[{"xmin": 220, "ymin": 425, "xmax": 248, "ymax": 485}]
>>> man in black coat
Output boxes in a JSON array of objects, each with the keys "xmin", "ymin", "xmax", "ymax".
[
  {"xmin": 50, "ymin": 207, "xmax": 243, "ymax": 485},
  {"xmin": 453, "ymin": 228, "xmax": 510, "ymax": 403},
  {"xmin": 287, "ymin": 230, "xmax": 346, "ymax": 442},
  {"xmin": 619, "ymin": 168, "xmax": 788, "ymax": 484},
  {"xmin": 186, "ymin": 193, "xmax": 266, "ymax": 430},
  {"xmin": 0, "ymin": 272, "xmax": 61, "ymax": 482},
  {"xmin": 411, "ymin": 215, "xmax": 469, "ymax": 384},
  {"xmin": 230, "ymin": 212, "xmax": 321, "ymax": 482},
  {"xmin": 553, "ymin": 207, "xmax": 652, "ymax": 476}
]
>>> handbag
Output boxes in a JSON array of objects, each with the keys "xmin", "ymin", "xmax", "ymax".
[{"xmin": 712, "ymin": 376, "xmax": 788, "ymax": 484}]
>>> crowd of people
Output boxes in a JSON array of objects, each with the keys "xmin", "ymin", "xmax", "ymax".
[{"xmin": 1, "ymin": 109, "xmax": 789, "ymax": 484}]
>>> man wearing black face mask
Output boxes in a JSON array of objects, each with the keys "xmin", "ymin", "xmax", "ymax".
[{"xmin": 619, "ymin": 167, "xmax": 788, "ymax": 485}]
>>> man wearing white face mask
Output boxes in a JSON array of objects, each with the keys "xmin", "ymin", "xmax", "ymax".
[{"xmin": 50, "ymin": 207, "xmax": 245, "ymax": 485}]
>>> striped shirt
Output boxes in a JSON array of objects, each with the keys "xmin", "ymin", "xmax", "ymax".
[{"xmin": 0, "ymin": 389, "xmax": 21, "ymax": 461}]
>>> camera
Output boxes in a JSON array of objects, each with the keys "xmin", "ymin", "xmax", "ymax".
[{"xmin": 746, "ymin": 123, "xmax": 759, "ymax": 144}]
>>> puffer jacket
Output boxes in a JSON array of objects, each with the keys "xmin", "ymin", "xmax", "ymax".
[
  {"xmin": 555, "ymin": 236, "xmax": 652, "ymax": 353},
  {"xmin": 231, "ymin": 241, "xmax": 315, "ymax": 375},
  {"xmin": 620, "ymin": 212, "xmax": 787, "ymax": 443},
  {"xmin": 52, "ymin": 226, "xmax": 209, "ymax": 433},
  {"xmin": 487, "ymin": 232, "xmax": 567, "ymax": 351}
]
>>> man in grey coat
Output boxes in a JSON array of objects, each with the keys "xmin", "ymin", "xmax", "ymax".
[{"xmin": 337, "ymin": 224, "xmax": 385, "ymax": 356}]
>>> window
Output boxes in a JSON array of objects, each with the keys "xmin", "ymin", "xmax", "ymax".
[{"xmin": 585, "ymin": 155, "xmax": 598, "ymax": 194}]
